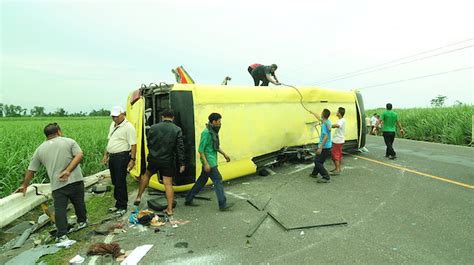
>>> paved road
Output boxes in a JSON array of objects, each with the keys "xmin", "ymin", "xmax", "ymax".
[{"xmin": 99, "ymin": 136, "xmax": 474, "ymax": 264}]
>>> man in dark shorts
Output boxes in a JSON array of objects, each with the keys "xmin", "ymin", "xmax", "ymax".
[
  {"xmin": 250, "ymin": 64, "xmax": 281, "ymax": 86},
  {"xmin": 134, "ymin": 109, "xmax": 185, "ymax": 216}
]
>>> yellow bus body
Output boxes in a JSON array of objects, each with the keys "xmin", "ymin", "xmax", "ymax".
[{"xmin": 126, "ymin": 84, "xmax": 366, "ymax": 192}]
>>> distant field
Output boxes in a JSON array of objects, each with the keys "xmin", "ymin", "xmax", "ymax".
[
  {"xmin": 0, "ymin": 117, "xmax": 110, "ymax": 198},
  {"xmin": 366, "ymin": 105, "xmax": 474, "ymax": 146}
]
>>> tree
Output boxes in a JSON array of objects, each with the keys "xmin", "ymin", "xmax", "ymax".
[
  {"xmin": 52, "ymin": 108, "xmax": 68, "ymax": 117},
  {"xmin": 430, "ymin": 95, "xmax": 447, "ymax": 107},
  {"xmin": 89, "ymin": 108, "xmax": 110, "ymax": 116},
  {"xmin": 0, "ymin": 103, "xmax": 4, "ymax": 117},
  {"xmin": 30, "ymin": 106, "xmax": 46, "ymax": 116},
  {"xmin": 4, "ymin": 104, "xmax": 23, "ymax": 117}
]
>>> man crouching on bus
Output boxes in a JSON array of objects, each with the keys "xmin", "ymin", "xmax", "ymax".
[
  {"xmin": 184, "ymin": 113, "xmax": 234, "ymax": 211},
  {"xmin": 309, "ymin": 109, "xmax": 332, "ymax": 183}
]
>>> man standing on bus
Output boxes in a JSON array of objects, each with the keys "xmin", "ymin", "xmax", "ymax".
[
  {"xmin": 309, "ymin": 109, "xmax": 332, "ymax": 183},
  {"xmin": 249, "ymin": 64, "xmax": 281, "ymax": 86},
  {"xmin": 330, "ymin": 107, "xmax": 346, "ymax": 175},
  {"xmin": 184, "ymin": 113, "xmax": 234, "ymax": 211}
]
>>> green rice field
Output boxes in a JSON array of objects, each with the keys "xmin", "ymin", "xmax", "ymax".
[
  {"xmin": 366, "ymin": 105, "xmax": 474, "ymax": 146},
  {"xmin": 0, "ymin": 117, "xmax": 111, "ymax": 198},
  {"xmin": 1, "ymin": 106, "xmax": 473, "ymax": 197}
]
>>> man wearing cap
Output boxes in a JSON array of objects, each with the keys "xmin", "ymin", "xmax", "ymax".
[
  {"xmin": 250, "ymin": 64, "xmax": 281, "ymax": 86},
  {"xmin": 103, "ymin": 106, "xmax": 137, "ymax": 215}
]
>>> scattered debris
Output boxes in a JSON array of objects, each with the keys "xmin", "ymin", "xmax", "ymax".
[
  {"xmin": 5, "ymin": 245, "xmax": 60, "ymax": 265},
  {"xmin": 69, "ymin": 254, "xmax": 85, "ymax": 264},
  {"xmin": 147, "ymin": 198, "xmax": 176, "ymax": 211},
  {"xmin": 244, "ymin": 240, "xmax": 252, "ymax": 249},
  {"xmin": 300, "ymin": 231, "xmax": 305, "ymax": 236},
  {"xmin": 174, "ymin": 242, "xmax": 188, "ymax": 248},
  {"xmin": 120, "ymin": 244, "xmax": 153, "ymax": 265},
  {"xmin": 87, "ymin": 242, "xmax": 122, "ymax": 258},
  {"xmin": 246, "ymin": 213, "xmax": 268, "ymax": 238}
]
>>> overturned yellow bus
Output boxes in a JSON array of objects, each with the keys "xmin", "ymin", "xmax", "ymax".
[{"xmin": 126, "ymin": 83, "xmax": 367, "ymax": 192}]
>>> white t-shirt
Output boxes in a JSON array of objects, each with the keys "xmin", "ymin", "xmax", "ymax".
[
  {"xmin": 370, "ymin": 116, "xmax": 377, "ymax": 126},
  {"xmin": 106, "ymin": 120, "xmax": 137, "ymax": 153},
  {"xmin": 332, "ymin": 118, "xmax": 346, "ymax": 144}
]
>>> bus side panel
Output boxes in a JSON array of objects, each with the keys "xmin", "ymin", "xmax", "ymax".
[
  {"xmin": 170, "ymin": 90, "xmax": 196, "ymax": 185},
  {"xmin": 355, "ymin": 91, "xmax": 367, "ymax": 149},
  {"xmin": 126, "ymin": 95, "xmax": 145, "ymax": 178}
]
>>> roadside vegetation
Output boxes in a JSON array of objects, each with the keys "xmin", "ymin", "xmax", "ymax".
[
  {"xmin": 366, "ymin": 104, "xmax": 473, "ymax": 146},
  {"xmin": 0, "ymin": 117, "xmax": 110, "ymax": 198}
]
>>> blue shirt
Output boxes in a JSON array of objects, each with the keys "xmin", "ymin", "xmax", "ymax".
[{"xmin": 319, "ymin": 119, "xmax": 332, "ymax": 149}]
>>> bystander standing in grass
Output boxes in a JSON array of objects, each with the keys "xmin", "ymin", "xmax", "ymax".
[
  {"xmin": 103, "ymin": 106, "xmax": 137, "ymax": 216},
  {"xmin": 15, "ymin": 123, "xmax": 87, "ymax": 243}
]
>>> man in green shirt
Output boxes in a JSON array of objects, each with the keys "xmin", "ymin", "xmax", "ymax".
[
  {"xmin": 185, "ymin": 113, "xmax": 234, "ymax": 211},
  {"xmin": 379, "ymin": 103, "xmax": 405, "ymax": 160}
]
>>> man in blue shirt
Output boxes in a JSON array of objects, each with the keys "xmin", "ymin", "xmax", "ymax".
[{"xmin": 310, "ymin": 109, "xmax": 332, "ymax": 183}]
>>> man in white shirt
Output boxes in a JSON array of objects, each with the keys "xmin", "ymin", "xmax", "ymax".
[
  {"xmin": 103, "ymin": 106, "xmax": 137, "ymax": 215},
  {"xmin": 331, "ymin": 107, "xmax": 346, "ymax": 175},
  {"xmin": 370, "ymin": 113, "xmax": 378, "ymax": 135}
]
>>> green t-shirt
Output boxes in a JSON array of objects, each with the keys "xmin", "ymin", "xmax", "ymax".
[
  {"xmin": 381, "ymin": 110, "xmax": 398, "ymax": 132},
  {"xmin": 198, "ymin": 128, "xmax": 218, "ymax": 167}
]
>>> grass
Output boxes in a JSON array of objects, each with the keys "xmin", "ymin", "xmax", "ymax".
[
  {"xmin": 0, "ymin": 117, "xmax": 111, "ymax": 198},
  {"xmin": 366, "ymin": 105, "xmax": 474, "ymax": 146}
]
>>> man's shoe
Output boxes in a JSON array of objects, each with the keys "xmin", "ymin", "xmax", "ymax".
[
  {"xmin": 389, "ymin": 156, "xmax": 397, "ymax": 160},
  {"xmin": 55, "ymin": 235, "xmax": 69, "ymax": 243},
  {"xmin": 317, "ymin": 178, "xmax": 331, "ymax": 183},
  {"xmin": 330, "ymin": 172, "xmax": 340, "ymax": 176},
  {"xmin": 184, "ymin": 201, "xmax": 199, "ymax": 207},
  {"xmin": 308, "ymin": 173, "xmax": 318, "ymax": 178},
  {"xmin": 219, "ymin": 202, "xmax": 235, "ymax": 211},
  {"xmin": 77, "ymin": 222, "xmax": 88, "ymax": 230},
  {"xmin": 108, "ymin": 207, "xmax": 118, "ymax": 212},
  {"xmin": 115, "ymin": 209, "xmax": 127, "ymax": 216}
]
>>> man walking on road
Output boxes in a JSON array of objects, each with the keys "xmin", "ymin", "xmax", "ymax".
[
  {"xmin": 185, "ymin": 113, "xmax": 234, "ymax": 211},
  {"xmin": 103, "ymin": 106, "xmax": 137, "ymax": 215},
  {"xmin": 15, "ymin": 123, "xmax": 87, "ymax": 243},
  {"xmin": 134, "ymin": 109, "xmax": 185, "ymax": 216},
  {"xmin": 379, "ymin": 103, "xmax": 405, "ymax": 160}
]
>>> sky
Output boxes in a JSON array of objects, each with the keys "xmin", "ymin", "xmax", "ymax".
[{"xmin": 1, "ymin": 0, "xmax": 473, "ymax": 113}]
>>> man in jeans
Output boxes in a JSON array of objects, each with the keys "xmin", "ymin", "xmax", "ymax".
[
  {"xmin": 379, "ymin": 103, "xmax": 405, "ymax": 159},
  {"xmin": 309, "ymin": 109, "xmax": 332, "ymax": 183},
  {"xmin": 15, "ymin": 123, "xmax": 87, "ymax": 243},
  {"xmin": 185, "ymin": 113, "xmax": 234, "ymax": 211}
]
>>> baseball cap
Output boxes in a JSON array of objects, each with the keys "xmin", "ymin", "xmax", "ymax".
[{"xmin": 110, "ymin": 106, "xmax": 124, "ymax": 116}]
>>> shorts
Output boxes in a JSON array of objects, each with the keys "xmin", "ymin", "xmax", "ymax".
[
  {"xmin": 331, "ymin": 143, "xmax": 343, "ymax": 161},
  {"xmin": 146, "ymin": 158, "xmax": 176, "ymax": 178}
]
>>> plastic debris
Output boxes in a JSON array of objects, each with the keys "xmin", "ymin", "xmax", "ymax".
[
  {"xmin": 120, "ymin": 244, "xmax": 153, "ymax": 265},
  {"xmin": 69, "ymin": 254, "xmax": 85, "ymax": 264}
]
